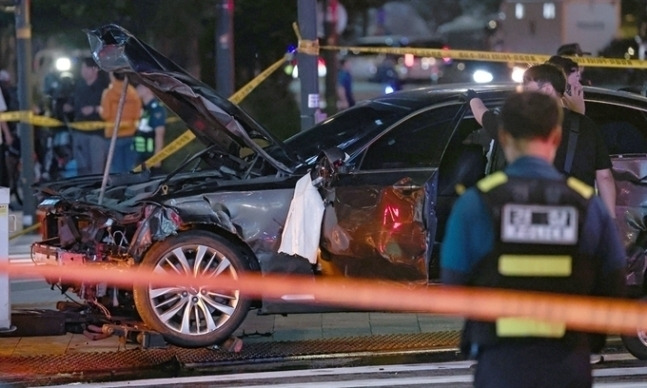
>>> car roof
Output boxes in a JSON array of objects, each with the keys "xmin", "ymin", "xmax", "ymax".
[
  {"xmin": 360, "ymin": 83, "xmax": 514, "ymax": 110},
  {"xmin": 364, "ymin": 83, "xmax": 647, "ymax": 112}
]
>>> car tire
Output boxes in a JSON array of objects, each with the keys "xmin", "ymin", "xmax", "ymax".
[
  {"xmin": 620, "ymin": 295, "xmax": 647, "ymax": 360},
  {"xmin": 622, "ymin": 323, "xmax": 647, "ymax": 360},
  {"xmin": 133, "ymin": 230, "xmax": 253, "ymax": 348}
]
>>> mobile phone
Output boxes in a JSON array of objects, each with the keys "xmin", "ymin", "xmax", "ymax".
[{"xmin": 565, "ymin": 84, "xmax": 572, "ymax": 96}]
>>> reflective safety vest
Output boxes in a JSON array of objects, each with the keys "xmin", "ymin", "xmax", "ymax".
[
  {"xmin": 134, "ymin": 100, "xmax": 165, "ymax": 155},
  {"xmin": 133, "ymin": 130, "xmax": 154, "ymax": 154},
  {"xmin": 462, "ymin": 171, "xmax": 596, "ymax": 348}
]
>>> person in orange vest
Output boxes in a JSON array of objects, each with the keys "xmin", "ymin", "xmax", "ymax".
[{"xmin": 100, "ymin": 72, "xmax": 142, "ymax": 173}]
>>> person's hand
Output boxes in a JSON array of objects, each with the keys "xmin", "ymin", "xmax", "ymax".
[
  {"xmin": 563, "ymin": 83, "xmax": 585, "ymax": 114},
  {"xmin": 0, "ymin": 122, "xmax": 12, "ymax": 145},
  {"xmin": 464, "ymin": 89, "xmax": 479, "ymax": 103},
  {"xmin": 4, "ymin": 131, "xmax": 12, "ymax": 145}
]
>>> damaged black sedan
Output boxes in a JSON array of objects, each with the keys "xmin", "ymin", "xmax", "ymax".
[{"xmin": 31, "ymin": 24, "xmax": 647, "ymax": 355}]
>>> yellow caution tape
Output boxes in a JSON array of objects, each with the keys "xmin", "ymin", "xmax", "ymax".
[
  {"xmin": 8, "ymin": 222, "xmax": 40, "ymax": 240},
  {"xmin": 229, "ymin": 54, "xmax": 290, "ymax": 105},
  {"xmin": 29, "ymin": 115, "xmax": 65, "ymax": 127},
  {"xmin": 67, "ymin": 121, "xmax": 107, "ymax": 131},
  {"xmin": 322, "ymin": 45, "xmax": 647, "ymax": 69},
  {"xmin": 293, "ymin": 22, "xmax": 319, "ymax": 56},
  {"xmin": 0, "ymin": 111, "xmax": 179, "ymax": 131},
  {"xmin": 0, "ymin": 110, "xmax": 26, "ymax": 122}
]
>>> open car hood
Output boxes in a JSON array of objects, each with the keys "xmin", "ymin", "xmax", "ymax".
[{"xmin": 85, "ymin": 24, "xmax": 297, "ymax": 175}]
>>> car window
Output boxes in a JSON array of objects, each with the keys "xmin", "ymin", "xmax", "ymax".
[
  {"xmin": 586, "ymin": 100, "xmax": 647, "ymax": 155},
  {"xmin": 281, "ymin": 104, "xmax": 407, "ymax": 165},
  {"xmin": 360, "ymin": 105, "xmax": 460, "ymax": 170}
]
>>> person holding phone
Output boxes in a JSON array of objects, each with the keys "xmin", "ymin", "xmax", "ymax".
[
  {"xmin": 547, "ymin": 55, "xmax": 585, "ymax": 115},
  {"xmin": 467, "ymin": 64, "xmax": 616, "ymax": 220}
]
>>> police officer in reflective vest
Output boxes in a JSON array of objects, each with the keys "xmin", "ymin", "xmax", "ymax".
[
  {"xmin": 441, "ymin": 91, "xmax": 625, "ymax": 388},
  {"xmin": 133, "ymin": 84, "xmax": 166, "ymax": 169}
]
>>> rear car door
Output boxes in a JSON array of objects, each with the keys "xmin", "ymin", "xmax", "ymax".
[{"xmin": 585, "ymin": 93, "xmax": 647, "ymax": 293}]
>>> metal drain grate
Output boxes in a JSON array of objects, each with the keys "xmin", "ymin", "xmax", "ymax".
[
  {"xmin": 0, "ymin": 331, "xmax": 460, "ymax": 385},
  {"xmin": 179, "ymin": 331, "xmax": 460, "ymax": 364}
]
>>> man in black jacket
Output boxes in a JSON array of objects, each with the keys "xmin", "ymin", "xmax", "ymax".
[{"xmin": 467, "ymin": 63, "xmax": 616, "ymax": 219}]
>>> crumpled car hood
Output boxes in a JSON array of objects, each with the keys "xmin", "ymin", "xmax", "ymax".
[{"xmin": 85, "ymin": 23, "xmax": 297, "ymax": 175}]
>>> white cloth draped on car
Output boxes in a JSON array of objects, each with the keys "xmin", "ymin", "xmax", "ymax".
[{"xmin": 278, "ymin": 173, "xmax": 325, "ymax": 264}]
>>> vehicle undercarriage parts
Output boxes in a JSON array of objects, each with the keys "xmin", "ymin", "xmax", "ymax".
[{"xmin": 102, "ymin": 322, "xmax": 168, "ymax": 349}]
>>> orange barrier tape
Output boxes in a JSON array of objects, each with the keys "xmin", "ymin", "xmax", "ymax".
[{"xmin": 0, "ymin": 260, "xmax": 643, "ymax": 336}]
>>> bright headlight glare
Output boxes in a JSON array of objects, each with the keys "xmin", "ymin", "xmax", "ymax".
[
  {"xmin": 55, "ymin": 57, "xmax": 72, "ymax": 72},
  {"xmin": 511, "ymin": 66, "xmax": 526, "ymax": 83},
  {"xmin": 473, "ymin": 69, "xmax": 494, "ymax": 84}
]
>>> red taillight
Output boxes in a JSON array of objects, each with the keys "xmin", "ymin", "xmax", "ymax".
[
  {"xmin": 404, "ymin": 53, "xmax": 414, "ymax": 67},
  {"xmin": 442, "ymin": 45, "xmax": 452, "ymax": 64}
]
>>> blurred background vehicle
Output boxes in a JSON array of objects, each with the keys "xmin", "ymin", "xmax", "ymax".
[
  {"xmin": 341, "ymin": 35, "xmax": 451, "ymax": 85},
  {"xmin": 440, "ymin": 60, "xmax": 520, "ymax": 84}
]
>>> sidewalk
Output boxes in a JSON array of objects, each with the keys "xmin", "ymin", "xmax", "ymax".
[{"xmin": 3, "ymin": 231, "xmax": 464, "ymax": 356}]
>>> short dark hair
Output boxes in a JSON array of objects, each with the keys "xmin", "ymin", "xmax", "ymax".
[
  {"xmin": 81, "ymin": 56, "xmax": 98, "ymax": 68},
  {"xmin": 546, "ymin": 55, "xmax": 579, "ymax": 75},
  {"xmin": 500, "ymin": 91, "xmax": 563, "ymax": 140},
  {"xmin": 556, "ymin": 43, "xmax": 590, "ymax": 56},
  {"xmin": 112, "ymin": 71, "xmax": 126, "ymax": 81},
  {"xmin": 523, "ymin": 63, "xmax": 567, "ymax": 96}
]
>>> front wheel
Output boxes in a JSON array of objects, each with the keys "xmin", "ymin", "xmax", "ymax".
[
  {"xmin": 134, "ymin": 230, "xmax": 253, "ymax": 348},
  {"xmin": 621, "ymin": 296, "xmax": 647, "ymax": 360},
  {"xmin": 621, "ymin": 331, "xmax": 647, "ymax": 360}
]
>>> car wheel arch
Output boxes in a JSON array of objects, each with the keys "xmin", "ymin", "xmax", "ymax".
[{"xmin": 178, "ymin": 224, "xmax": 261, "ymax": 272}]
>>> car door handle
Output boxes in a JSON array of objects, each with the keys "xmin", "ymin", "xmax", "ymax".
[{"xmin": 392, "ymin": 184, "xmax": 421, "ymax": 191}]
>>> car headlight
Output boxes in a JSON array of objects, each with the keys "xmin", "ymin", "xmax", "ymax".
[
  {"xmin": 472, "ymin": 69, "xmax": 494, "ymax": 84},
  {"xmin": 511, "ymin": 66, "xmax": 526, "ymax": 83}
]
